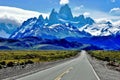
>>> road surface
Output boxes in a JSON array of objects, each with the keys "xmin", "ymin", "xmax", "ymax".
[{"xmin": 15, "ymin": 51, "xmax": 100, "ymax": 80}]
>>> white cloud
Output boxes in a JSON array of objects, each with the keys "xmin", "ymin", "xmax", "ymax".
[
  {"xmin": 109, "ymin": 7, "xmax": 120, "ymax": 16},
  {"xmin": 110, "ymin": 8, "xmax": 120, "ymax": 12},
  {"xmin": 95, "ymin": 18, "xmax": 112, "ymax": 24},
  {"xmin": 74, "ymin": 5, "xmax": 84, "ymax": 11},
  {"xmin": 85, "ymin": 9, "xmax": 120, "ymax": 21},
  {"xmin": 72, "ymin": 6, "xmax": 120, "ymax": 26},
  {"xmin": 73, "ymin": 8, "xmax": 120, "ymax": 24},
  {"xmin": 0, "ymin": 6, "xmax": 48, "ymax": 26},
  {"xmin": 112, "ymin": 20, "xmax": 120, "ymax": 26},
  {"xmin": 60, "ymin": 0, "xmax": 69, "ymax": 5},
  {"xmin": 83, "ymin": 12, "xmax": 90, "ymax": 17}
]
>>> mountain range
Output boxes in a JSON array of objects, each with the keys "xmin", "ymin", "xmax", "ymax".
[
  {"xmin": 0, "ymin": 4, "xmax": 120, "ymax": 50},
  {"xmin": 0, "ymin": 23, "xmax": 18, "ymax": 38},
  {"xmin": 9, "ymin": 4, "xmax": 95, "ymax": 39}
]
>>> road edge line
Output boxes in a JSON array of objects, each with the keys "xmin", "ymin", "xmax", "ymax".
[{"xmin": 87, "ymin": 56, "xmax": 101, "ymax": 80}]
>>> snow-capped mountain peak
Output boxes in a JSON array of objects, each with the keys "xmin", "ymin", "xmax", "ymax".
[
  {"xmin": 79, "ymin": 22, "xmax": 120, "ymax": 36},
  {"xmin": 10, "ymin": 4, "xmax": 120, "ymax": 39}
]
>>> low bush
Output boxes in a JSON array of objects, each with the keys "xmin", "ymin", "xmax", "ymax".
[
  {"xmin": 20, "ymin": 62, "xmax": 25, "ymax": 65},
  {"xmin": 7, "ymin": 62, "xmax": 14, "ymax": 67},
  {"xmin": 0, "ymin": 50, "xmax": 79, "ymax": 66},
  {"xmin": 0, "ymin": 64, "xmax": 2, "ymax": 69},
  {"xmin": 104, "ymin": 57, "xmax": 110, "ymax": 62},
  {"xmin": 25, "ymin": 60, "xmax": 34, "ymax": 64},
  {"xmin": 0, "ymin": 61, "xmax": 6, "ymax": 65},
  {"xmin": 89, "ymin": 51, "xmax": 120, "ymax": 64}
]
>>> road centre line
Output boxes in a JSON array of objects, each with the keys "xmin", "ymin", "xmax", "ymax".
[{"xmin": 54, "ymin": 67, "xmax": 73, "ymax": 80}]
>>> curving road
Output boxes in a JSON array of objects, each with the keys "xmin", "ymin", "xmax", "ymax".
[{"xmin": 16, "ymin": 50, "xmax": 100, "ymax": 80}]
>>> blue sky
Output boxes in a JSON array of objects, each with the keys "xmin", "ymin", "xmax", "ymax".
[
  {"xmin": 0, "ymin": 0, "xmax": 120, "ymax": 21},
  {"xmin": 0, "ymin": 0, "xmax": 119, "ymax": 12}
]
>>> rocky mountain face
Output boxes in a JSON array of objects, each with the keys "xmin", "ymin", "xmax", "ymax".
[
  {"xmin": 0, "ymin": 4, "xmax": 119, "ymax": 50},
  {"xmin": 0, "ymin": 23, "xmax": 18, "ymax": 38},
  {"xmin": 10, "ymin": 4, "xmax": 95, "ymax": 39}
]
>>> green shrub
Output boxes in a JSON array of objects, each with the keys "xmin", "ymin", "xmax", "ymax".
[
  {"xmin": 89, "ymin": 51, "xmax": 120, "ymax": 63},
  {"xmin": 0, "ymin": 61, "xmax": 6, "ymax": 65},
  {"xmin": 0, "ymin": 64, "xmax": 2, "ymax": 69},
  {"xmin": 0, "ymin": 50, "xmax": 78, "ymax": 63},
  {"xmin": 104, "ymin": 57, "xmax": 110, "ymax": 62},
  {"xmin": 20, "ymin": 62, "xmax": 24, "ymax": 65},
  {"xmin": 39, "ymin": 56, "xmax": 48, "ymax": 61},
  {"xmin": 14, "ymin": 55, "xmax": 21, "ymax": 59},
  {"xmin": 7, "ymin": 62, "xmax": 14, "ymax": 67},
  {"xmin": 25, "ymin": 60, "xmax": 34, "ymax": 64}
]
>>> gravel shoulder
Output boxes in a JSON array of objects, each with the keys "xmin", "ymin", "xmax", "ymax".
[
  {"xmin": 87, "ymin": 54, "xmax": 120, "ymax": 80},
  {"xmin": 0, "ymin": 53, "xmax": 79, "ymax": 80}
]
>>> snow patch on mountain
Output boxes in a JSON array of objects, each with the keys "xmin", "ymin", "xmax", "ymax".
[
  {"xmin": 0, "ymin": 6, "xmax": 49, "ymax": 38},
  {"xmin": 49, "ymin": 24, "xmax": 61, "ymax": 28},
  {"xmin": 0, "ymin": 23, "xmax": 19, "ymax": 38},
  {"xmin": 113, "ymin": 20, "xmax": 120, "ymax": 26},
  {"xmin": 10, "ymin": 4, "xmax": 120, "ymax": 39},
  {"xmin": 79, "ymin": 22, "xmax": 120, "ymax": 36},
  {"xmin": 0, "ymin": 30, "xmax": 10, "ymax": 38}
]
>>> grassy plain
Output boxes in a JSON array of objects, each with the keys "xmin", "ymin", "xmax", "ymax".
[
  {"xmin": 88, "ymin": 50, "xmax": 120, "ymax": 64},
  {"xmin": 0, "ymin": 50, "xmax": 78, "ymax": 68}
]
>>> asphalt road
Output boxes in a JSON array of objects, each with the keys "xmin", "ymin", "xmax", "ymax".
[{"xmin": 16, "ymin": 50, "xmax": 100, "ymax": 80}]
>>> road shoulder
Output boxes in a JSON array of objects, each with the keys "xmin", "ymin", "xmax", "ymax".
[{"xmin": 87, "ymin": 53, "xmax": 120, "ymax": 80}]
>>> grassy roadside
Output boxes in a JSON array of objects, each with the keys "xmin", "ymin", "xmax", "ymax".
[
  {"xmin": 0, "ymin": 50, "xmax": 79, "ymax": 69},
  {"xmin": 88, "ymin": 51, "xmax": 120, "ymax": 63},
  {"xmin": 88, "ymin": 50, "xmax": 120, "ymax": 71}
]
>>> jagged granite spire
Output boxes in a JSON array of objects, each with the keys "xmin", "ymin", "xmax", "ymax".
[
  {"xmin": 85, "ymin": 17, "xmax": 94, "ymax": 25},
  {"xmin": 59, "ymin": 4, "xmax": 73, "ymax": 20},
  {"xmin": 48, "ymin": 9, "xmax": 59, "ymax": 25},
  {"xmin": 36, "ymin": 15, "xmax": 45, "ymax": 26},
  {"xmin": 38, "ymin": 15, "xmax": 44, "ymax": 21},
  {"xmin": 74, "ymin": 15, "xmax": 85, "ymax": 22}
]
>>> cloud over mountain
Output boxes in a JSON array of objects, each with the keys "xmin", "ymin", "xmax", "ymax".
[
  {"xmin": 110, "ymin": 7, "xmax": 120, "ymax": 16},
  {"xmin": 83, "ymin": 12, "xmax": 90, "ymax": 17},
  {"xmin": 73, "ymin": 5, "xmax": 84, "ymax": 11},
  {"xmin": 60, "ymin": 0, "xmax": 69, "ymax": 5},
  {"xmin": 0, "ymin": 6, "xmax": 48, "ymax": 26}
]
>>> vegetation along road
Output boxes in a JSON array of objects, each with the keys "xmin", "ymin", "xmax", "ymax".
[{"xmin": 15, "ymin": 51, "xmax": 100, "ymax": 80}]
